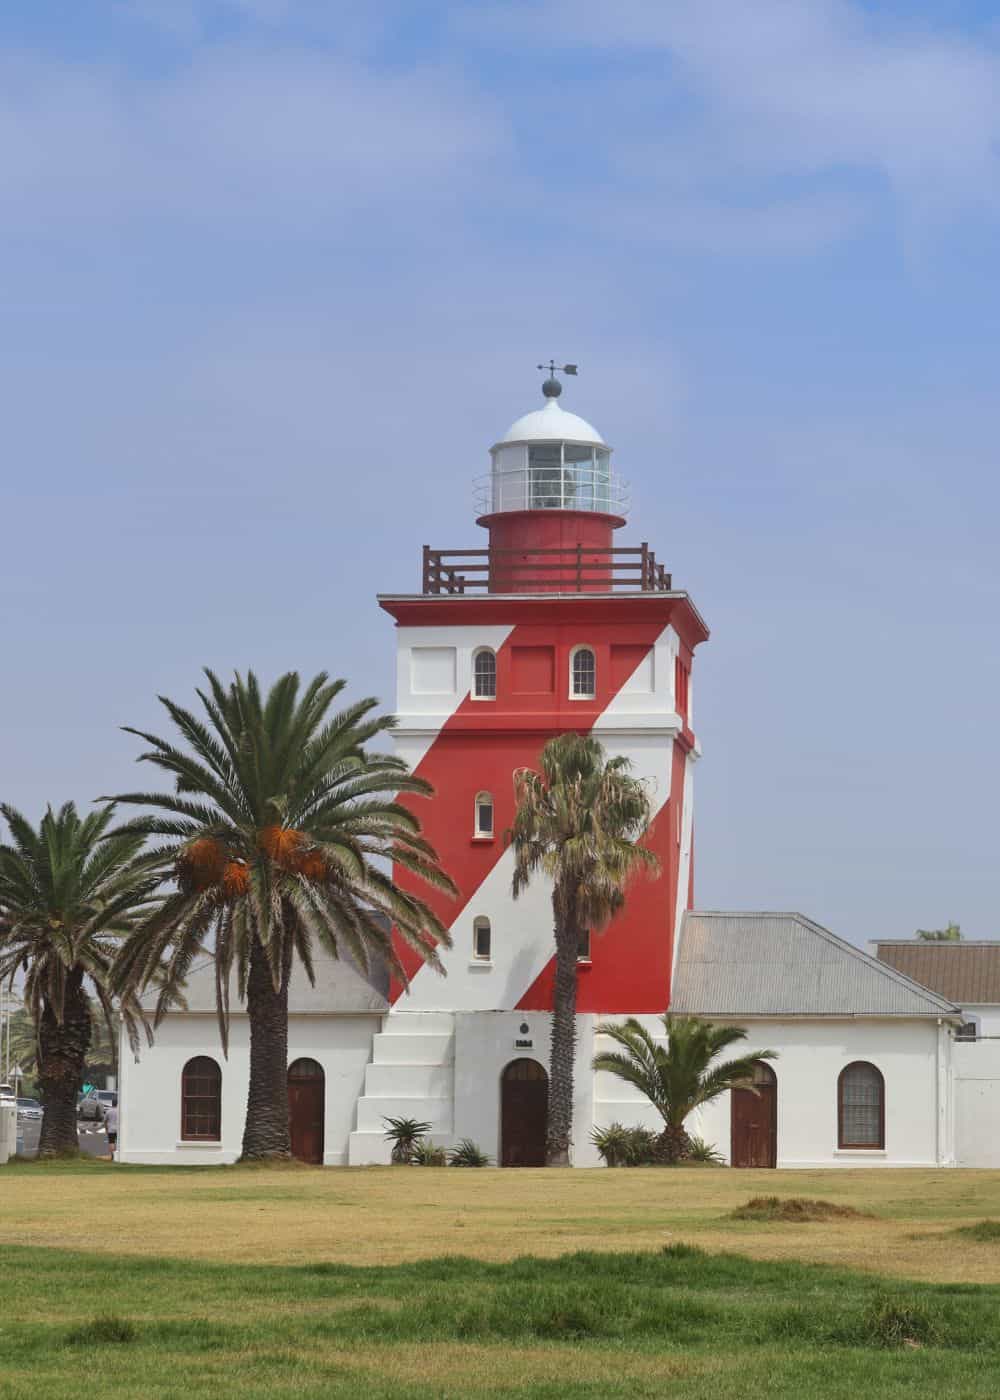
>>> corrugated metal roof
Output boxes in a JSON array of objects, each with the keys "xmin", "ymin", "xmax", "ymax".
[
  {"xmin": 672, "ymin": 912, "xmax": 959, "ymax": 1018},
  {"xmin": 141, "ymin": 950, "xmax": 389, "ymax": 1017},
  {"xmin": 875, "ymin": 942, "xmax": 1000, "ymax": 1005}
]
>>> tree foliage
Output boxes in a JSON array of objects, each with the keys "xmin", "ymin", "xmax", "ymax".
[
  {"xmin": 915, "ymin": 922, "xmax": 962, "ymax": 942},
  {"xmin": 0, "ymin": 802, "xmax": 156, "ymax": 1153},
  {"xmin": 107, "ymin": 670, "xmax": 455, "ymax": 1159},
  {"xmin": 593, "ymin": 1015, "xmax": 777, "ymax": 1161},
  {"xmin": 509, "ymin": 732, "xmax": 658, "ymax": 1165}
]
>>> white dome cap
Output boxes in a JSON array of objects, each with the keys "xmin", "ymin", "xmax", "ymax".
[{"xmin": 496, "ymin": 396, "xmax": 605, "ymax": 447}]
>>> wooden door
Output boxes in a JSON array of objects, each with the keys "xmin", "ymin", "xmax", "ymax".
[
  {"xmin": 287, "ymin": 1058, "xmax": 325, "ymax": 1165},
  {"xmin": 501, "ymin": 1058, "xmax": 548, "ymax": 1167},
  {"xmin": 730, "ymin": 1061, "xmax": 777, "ymax": 1168}
]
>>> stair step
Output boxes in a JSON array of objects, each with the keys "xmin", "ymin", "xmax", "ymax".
[
  {"xmin": 356, "ymin": 1096, "xmax": 453, "ymax": 1133},
  {"xmin": 371, "ymin": 1032, "xmax": 453, "ymax": 1065},
  {"xmin": 364, "ymin": 1064, "xmax": 452, "ymax": 1098},
  {"xmin": 380, "ymin": 1012, "xmax": 455, "ymax": 1036}
]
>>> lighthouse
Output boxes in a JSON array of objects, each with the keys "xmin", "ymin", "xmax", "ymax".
[{"xmin": 348, "ymin": 370, "xmax": 709, "ymax": 1165}]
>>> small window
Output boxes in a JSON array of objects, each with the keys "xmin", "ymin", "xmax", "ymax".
[
  {"xmin": 956, "ymin": 1019, "xmax": 979, "ymax": 1042},
  {"xmin": 181, "ymin": 1056, "xmax": 221, "ymax": 1141},
  {"xmin": 577, "ymin": 928, "xmax": 591, "ymax": 962},
  {"xmin": 571, "ymin": 647, "xmax": 596, "ymax": 699},
  {"xmin": 473, "ymin": 648, "xmax": 497, "ymax": 699},
  {"xmin": 838, "ymin": 1062, "xmax": 884, "ymax": 1149},
  {"xmin": 473, "ymin": 917, "xmax": 492, "ymax": 961},
  {"xmin": 474, "ymin": 791, "xmax": 494, "ymax": 838}
]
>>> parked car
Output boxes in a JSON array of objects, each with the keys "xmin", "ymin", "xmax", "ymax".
[
  {"xmin": 77, "ymin": 1090, "xmax": 117, "ymax": 1122},
  {"xmin": 16, "ymin": 1098, "xmax": 43, "ymax": 1122}
]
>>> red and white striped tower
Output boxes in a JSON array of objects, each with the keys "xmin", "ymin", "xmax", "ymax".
[{"xmin": 378, "ymin": 371, "xmax": 709, "ymax": 1015}]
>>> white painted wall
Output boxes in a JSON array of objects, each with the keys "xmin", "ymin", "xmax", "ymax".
[
  {"xmin": 393, "ymin": 624, "xmax": 513, "ymax": 770},
  {"xmin": 119, "ymin": 1013, "xmax": 381, "ymax": 1166},
  {"xmin": 687, "ymin": 1018, "xmax": 949, "ymax": 1168},
  {"xmin": 453, "ymin": 1010, "xmax": 601, "ymax": 1166},
  {"xmin": 953, "ymin": 1032, "xmax": 1000, "ymax": 1166}
]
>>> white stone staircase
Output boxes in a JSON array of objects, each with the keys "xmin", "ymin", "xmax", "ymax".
[{"xmin": 347, "ymin": 1011, "xmax": 456, "ymax": 1165}]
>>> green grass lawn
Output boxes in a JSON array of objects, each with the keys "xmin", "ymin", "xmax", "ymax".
[{"xmin": 5, "ymin": 1162, "xmax": 1000, "ymax": 1397}]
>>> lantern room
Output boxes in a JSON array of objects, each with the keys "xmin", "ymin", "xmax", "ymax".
[{"xmin": 476, "ymin": 376, "xmax": 628, "ymax": 518}]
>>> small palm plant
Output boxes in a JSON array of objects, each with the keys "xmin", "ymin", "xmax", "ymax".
[
  {"xmin": 448, "ymin": 1138, "xmax": 491, "ymax": 1167},
  {"xmin": 0, "ymin": 803, "xmax": 157, "ymax": 1156},
  {"xmin": 590, "ymin": 1122, "xmax": 632, "ymax": 1167},
  {"xmin": 593, "ymin": 1015, "xmax": 777, "ymax": 1162},
  {"xmin": 383, "ymin": 1115, "xmax": 431, "ymax": 1164},
  {"xmin": 411, "ymin": 1141, "xmax": 447, "ymax": 1166},
  {"xmin": 509, "ymin": 734, "xmax": 659, "ymax": 1166}
]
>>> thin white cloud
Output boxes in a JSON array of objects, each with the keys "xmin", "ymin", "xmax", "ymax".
[
  {"xmin": 466, "ymin": 0, "xmax": 1000, "ymax": 240},
  {"xmin": 0, "ymin": 46, "xmax": 504, "ymax": 231}
]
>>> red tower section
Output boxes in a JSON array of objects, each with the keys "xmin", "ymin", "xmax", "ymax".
[{"xmin": 380, "ymin": 376, "xmax": 708, "ymax": 1015}]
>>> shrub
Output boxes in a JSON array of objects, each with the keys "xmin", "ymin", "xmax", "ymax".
[
  {"xmin": 448, "ymin": 1138, "xmax": 491, "ymax": 1167},
  {"xmin": 863, "ymin": 1292, "xmax": 941, "ymax": 1348},
  {"xmin": 411, "ymin": 1141, "xmax": 447, "ymax": 1166},
  {"xmin": 623, "ymin": 1126, "xmax": 660, "ymax": 1165},
  {"xmin": 591, "ymin": 1122, "xmax": 632, "ymax": 1167},
  {"xmin": 67, "ymin": 1315, "xmax": 137, "ymax": 1347},
  {"xmin": 686, "ymin": 1135, "xmax": 725, "ymax": 1164},
  {"xmin": 382, "ymin": 1116, "xmax": 431, "ymax": 1165}
]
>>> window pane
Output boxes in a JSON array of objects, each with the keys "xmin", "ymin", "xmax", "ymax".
[
  {"xmin": 182, "ymin": 1058, "xmax": 221, "ymax": 1140},
  {"xmin": 474, "ymin": 651, "xmax": 496, "ymax": 698},
  {"xmin": 528, "ymin": 444, "xmax": 563, "ymax": 508},
  {"xmin": 474, "ymin": 920, "xmax": 491, "ymax": 959},
  {"xmin": 840, "ymin": 1064, "xmax": 882, "ymax": 1147},
  {"xmin": 475, "ymin": 795, "xmax": 494, "ymax": 835},
  {"xmin": 572, "ymin": 649, "xmax": 596, "ymax": 697},
  {"xmin": 577, "ymin": 929, "xmax": 591, "ymax": 960}
]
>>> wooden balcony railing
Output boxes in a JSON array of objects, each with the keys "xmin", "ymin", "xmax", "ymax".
[{"xmin": 421, "ymin": 544, "xmax": 672, "ymax": 594}]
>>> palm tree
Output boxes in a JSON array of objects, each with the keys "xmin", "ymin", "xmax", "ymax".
[
  {"xmin": 592, "ymin": 1014, "xmax": 777, "ymax": 1161},
  {"xmin": 108, "ymin": 669, "xmax": 455, "ymax": 1161},
  {"xmin": 0, "ymin": 803, "xmax": 156, "ymax": 1156},
  {"xmin": 509, "ymin": 733, "xmax": 659, "ymax": 1166}
]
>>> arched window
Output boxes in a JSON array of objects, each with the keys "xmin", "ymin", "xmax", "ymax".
[
  {"xmin": 473, "ymin": 648, "xmax": 497, "ymax": 699},
  {"xmin": 838, "ymin": 1062, "xmax": 884, "ymax": 1149},
  {"xmin": 570, "ymin": 647, "xmax": 596, "ymax": 699},
  {"xmin": 474, "ymin": 791, "xmax": 494, "ymax": 838},
  {"xmin": 181, "ymin": 1056, "xmax": 221, "ymax": 1141},
  {"xmin": 473, "ymin": 916, "xmax": 492, "ymax": 961}
]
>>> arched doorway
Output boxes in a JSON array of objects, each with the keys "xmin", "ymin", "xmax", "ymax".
[
  {"xmin": 500, "ymin": 1058, "xmax": 548, "ymax": 1167},
  {"xmin": 730, "ymin": 1061, "xmax": 777, "ymax": 1168},
  {"xmin": 287, "ymin": 1058, "xmax": 325, "ymax": 1164}
]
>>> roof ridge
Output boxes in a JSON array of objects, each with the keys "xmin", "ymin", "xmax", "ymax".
[{"xmin": 787, "ymin": 913, "xmax": 959, "ymax": 1014}]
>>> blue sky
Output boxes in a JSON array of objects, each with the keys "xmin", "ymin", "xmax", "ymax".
[{"xmin": 3, "ymin": 0, "xmax": 1000, "ymax": 945}]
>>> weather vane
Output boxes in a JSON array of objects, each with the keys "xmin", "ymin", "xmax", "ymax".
[{"xmin": 537, "ymin": 360, "xmax": 578, "ymax": 398}]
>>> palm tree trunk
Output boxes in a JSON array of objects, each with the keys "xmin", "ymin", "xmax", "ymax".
[
  {"xmin": 546, "ymin": 914, "xmax": 580, "ymax": 1167},
  {"xmin": 37, "ymin": 968, "xmax": 91, "ymax": 1157},
  {"xmin": 240, "ymin": 934, "xmax": 292, "ymax": 1161}
]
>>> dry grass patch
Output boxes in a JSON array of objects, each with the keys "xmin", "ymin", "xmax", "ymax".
[
  {"xmin": 730, "ymin": 1196, "xmax": 873, "ymax": 1223},
  {"xmin": 6, "ymin": 1161, "xmax": 1000, "ymax": 1282}
]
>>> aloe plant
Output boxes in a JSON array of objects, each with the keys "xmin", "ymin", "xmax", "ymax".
[{"xmin": 383, "ymin": 1116, "xmax": 431, "ymax": 1164}]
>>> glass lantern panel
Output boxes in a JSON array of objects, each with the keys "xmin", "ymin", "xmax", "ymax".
[
  {"xmin": 563, "ymin": 443, "xmax": 595, "ymax": 510},
  {"xmin": 528, "ymin": 443, "xmax": 563, "ymax": 509}
]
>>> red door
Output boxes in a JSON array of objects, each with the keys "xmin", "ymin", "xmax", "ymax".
[
  {"xmin": 730, "ymin": 1061, "xmax": 777, "ymax": 1168},
  {"xmin": 287, "ymin": 1058, "xmax": 325, "ymax": 1165},
  {"xmin": 501, "ymin": 1058, "xmax": 548, "ymax": 1166}
]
